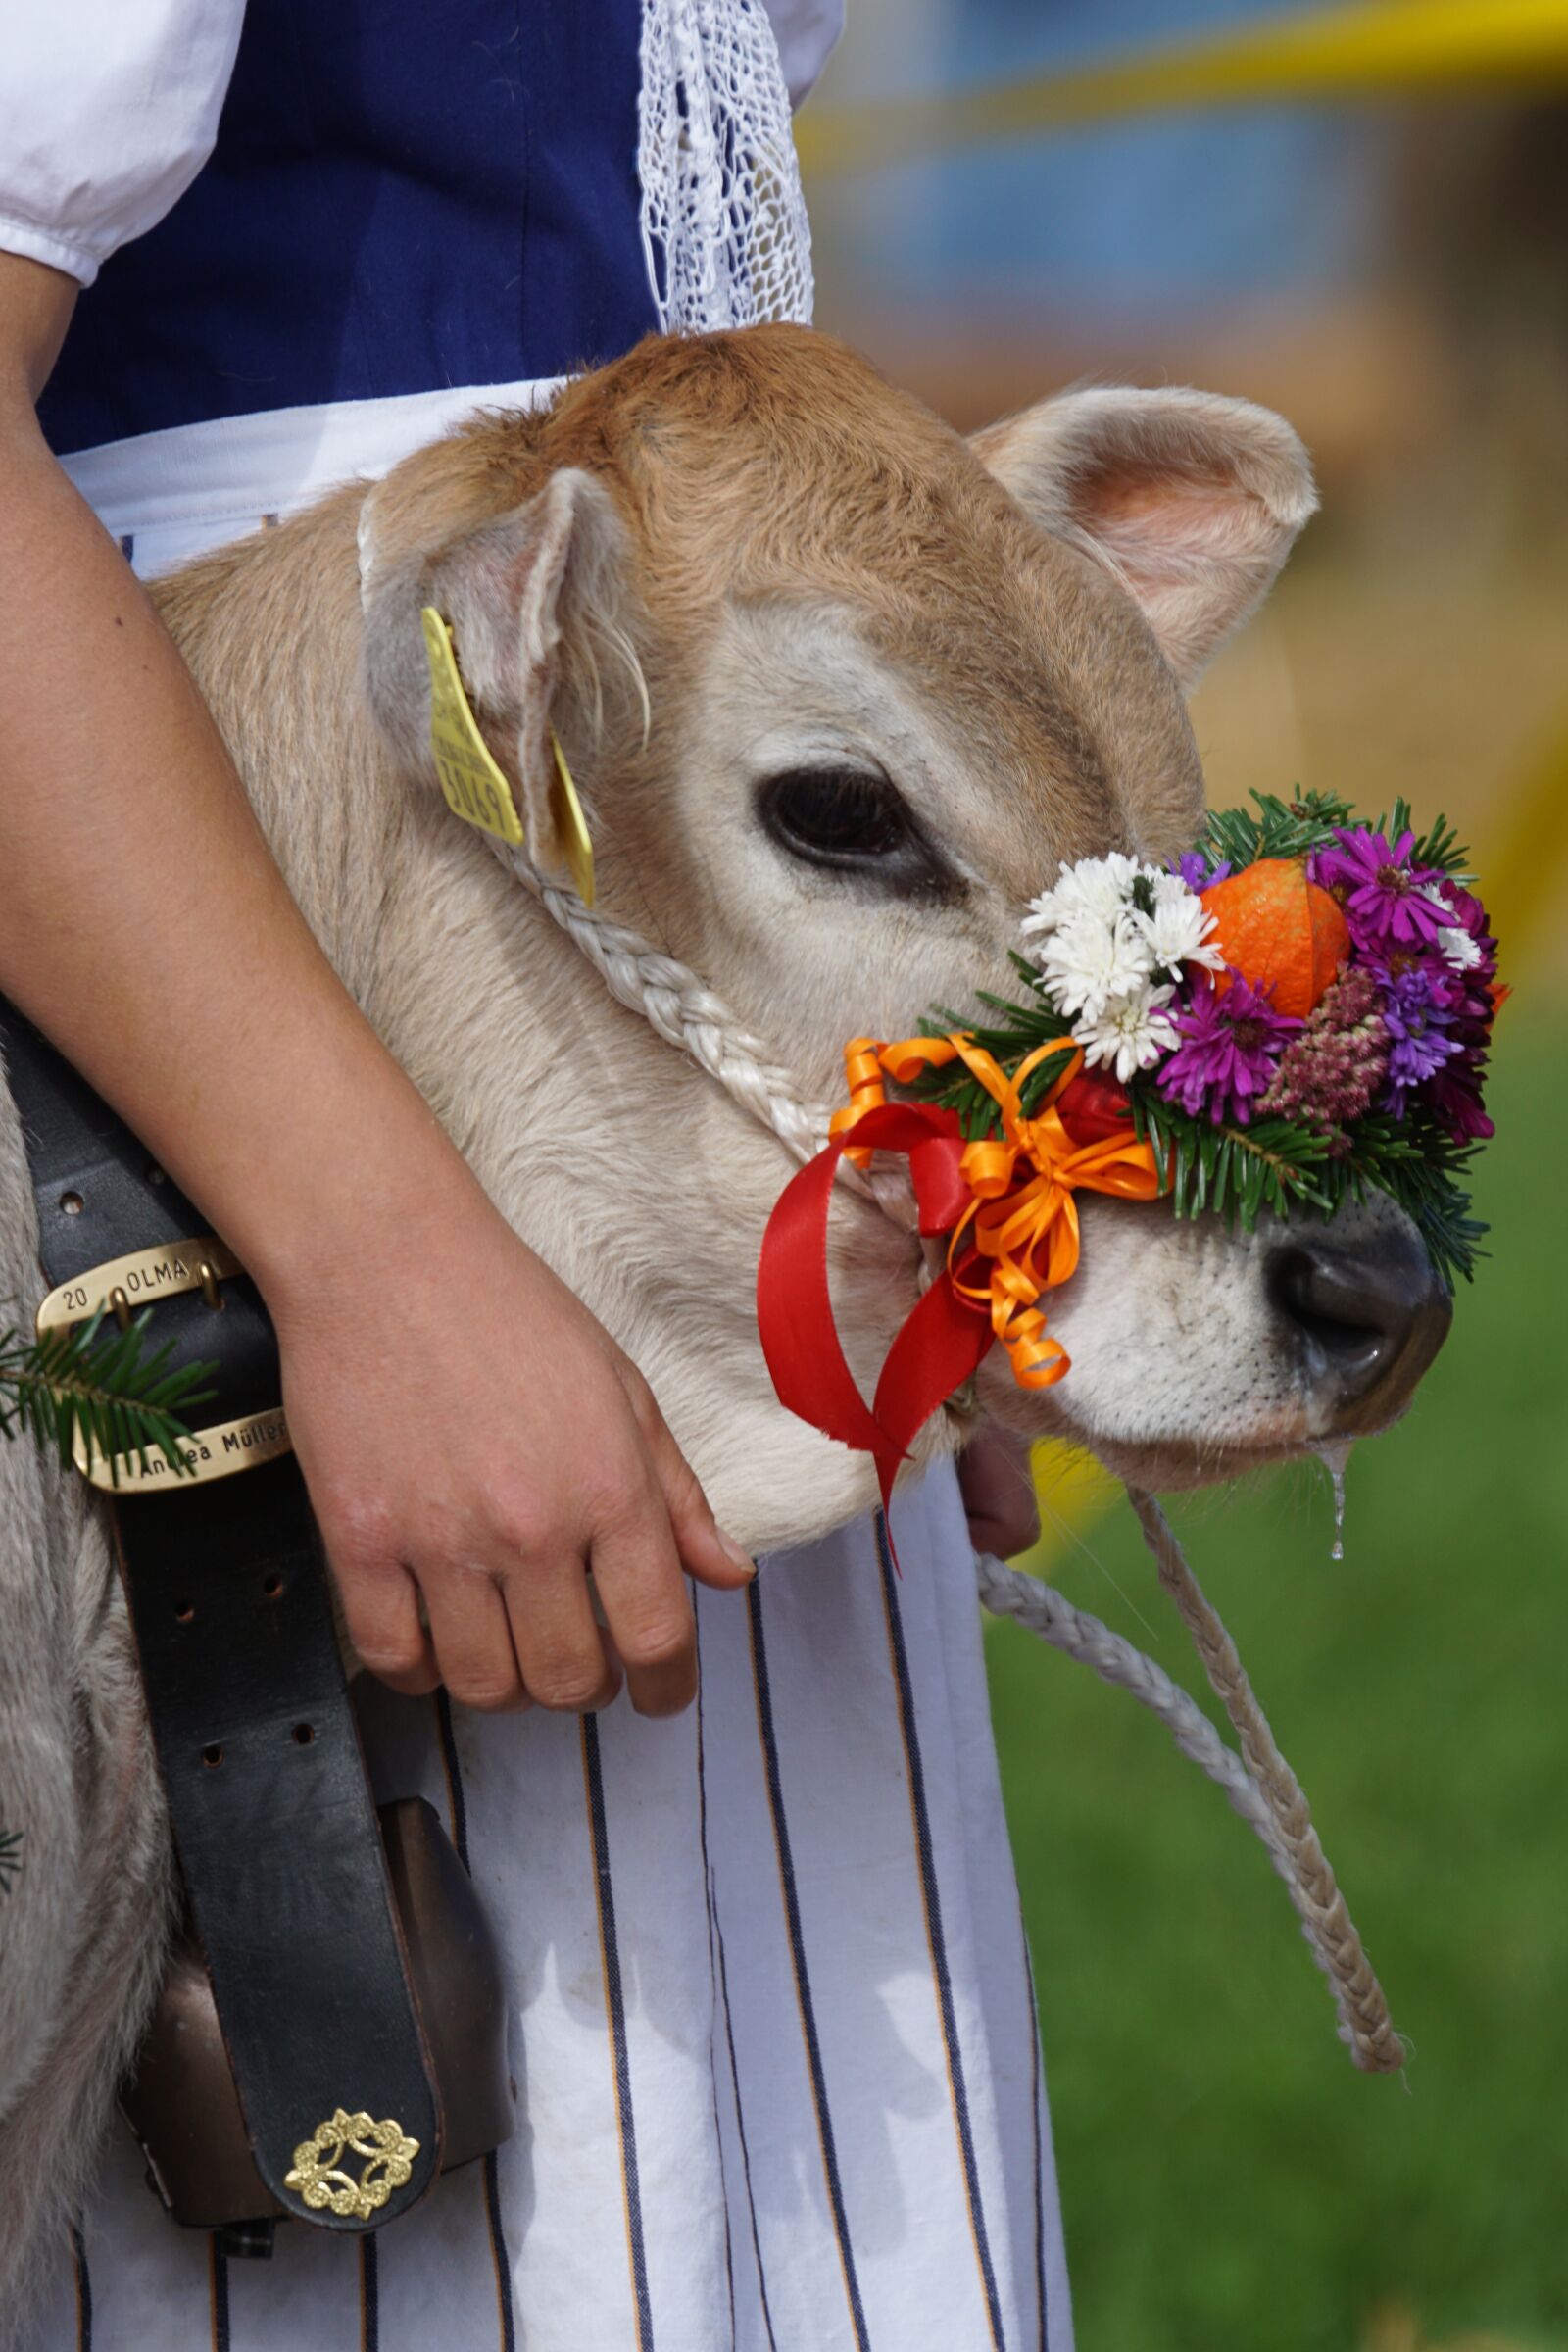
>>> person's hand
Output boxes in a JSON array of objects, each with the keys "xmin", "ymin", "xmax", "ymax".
[
  {"xmin": 269, "ymin": 1174, "xmax": 755, "ymax": 1719},
  {"xmin": 958, "ymin": 1421, "xmax": 1041, "ymax": 1559}
]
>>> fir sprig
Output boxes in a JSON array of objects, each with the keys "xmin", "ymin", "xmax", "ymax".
[
  {"xmin": 1196, "ymin": 788, "xmax": 1354, "ymax": 870},
  {"xmin": 0, "ymin": 1308, "xmax": 218, "ymax": 1483},
  {"xmin": 1195, "ymin": 786, "xmax": 1472, "ymax": 883}
]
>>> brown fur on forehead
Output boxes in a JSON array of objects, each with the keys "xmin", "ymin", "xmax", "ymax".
[{"xmin": 532, "ymin": 327, "xmax": 1205, "ymax": 859}]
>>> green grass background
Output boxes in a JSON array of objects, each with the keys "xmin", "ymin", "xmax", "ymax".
[{"xmin": 989, "ymin": 1014, "xmax": 1568, "ymax": 2352}]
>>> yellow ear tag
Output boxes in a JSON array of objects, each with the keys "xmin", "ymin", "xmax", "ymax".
[
  {"xmin": 548, "ymin": 728, "xmax": 596, "ymax": 910},
  {"xmin": 420, "ymin": 606, "xmax": 524, "ymax": 847}
]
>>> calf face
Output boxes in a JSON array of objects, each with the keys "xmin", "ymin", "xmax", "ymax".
[{"xmin": 356, "ymin": 326, "xmax": 1448, "ymax": 1512}]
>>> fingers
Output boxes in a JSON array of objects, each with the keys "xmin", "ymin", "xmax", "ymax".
[
  {"xmin": 588, "ymin": 1511, "xmax": 697, "ymax": 1719},
  {"xmin": 329, "ymin": 1548, "xmax": 440, "ymax": 1696},
  {"xmin": 620, "ymin": 1370, "xmax": 756, "ymax": 1592},
  {"xmin": 420, "ymin": 1568, "xmax": 530, "ymax": 1713},
  {"xmin": 958, "ymin": 1420, "xmax": 1041, "ymax": 1560},
  {"xmin": 499, "ymin": 1548, "xmax": 621, "ymax": 1716}
]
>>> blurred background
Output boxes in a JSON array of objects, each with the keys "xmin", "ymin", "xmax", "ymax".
[{"xmin": 803, "ymin": 5, "xmax": 1568, "ymax": 2347}]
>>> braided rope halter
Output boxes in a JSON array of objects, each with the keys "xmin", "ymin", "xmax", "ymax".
[{"xmin": 518, "ymin": 861, "xmax": 1404, "ymax": 2070}]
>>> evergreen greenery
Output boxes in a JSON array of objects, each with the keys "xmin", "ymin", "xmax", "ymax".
[{"xmin": 0, "ymin": 1308, "xmax": 216, "ymax": 1483}]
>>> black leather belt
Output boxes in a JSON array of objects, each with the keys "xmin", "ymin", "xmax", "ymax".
[{"xmin": 0, "ymin": 1003, "xmax": 506, "ymax": 2242}]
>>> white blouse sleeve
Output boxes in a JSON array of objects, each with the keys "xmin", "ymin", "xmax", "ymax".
[
  {"xmin": 760, "ymin": 0, "xmax": 845, "ymax": 109},
  {"xmin": 0, "ymin": 0, "xmax": 245, "ymax": 287}
]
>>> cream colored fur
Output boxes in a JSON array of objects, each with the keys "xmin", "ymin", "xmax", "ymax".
[{"xmin": 0, "ymin": 326, "xmax": 1424, "ymax": 2323}]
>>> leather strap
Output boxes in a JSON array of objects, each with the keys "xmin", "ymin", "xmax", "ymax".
[{"xmin": 0, "ymin": 1002, "xmax": 443, "ymax": 2230}]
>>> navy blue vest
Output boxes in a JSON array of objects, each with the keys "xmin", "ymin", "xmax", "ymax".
[{"xmin": 41, "ymin": 0, "xmax": 661, "ymax": 456}]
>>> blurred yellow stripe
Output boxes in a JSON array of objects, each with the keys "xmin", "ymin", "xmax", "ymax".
[
  {"xmin": 1018, "ymin": 1439, "xmax": 1120, "ymax": 1577},
  {"xmin": 1477, "ymin": 702, "xmax": 1568, "ymax": 970},
  {"xmin": 796, "ymin": 0, "xmax": 1568, "ymax": 179}
]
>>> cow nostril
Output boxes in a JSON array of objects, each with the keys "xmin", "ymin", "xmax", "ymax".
[
  {"xmin": 1267, "ymin": 1248, "xmax": 1384, "ymax": 1371},
  {"xmin": 1266, "ymin": 1235, "xmax": 1452, "ymax": 1430}
]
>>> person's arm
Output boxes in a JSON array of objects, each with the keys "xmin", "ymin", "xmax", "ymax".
[{"xmin": 0, "ymin": 248, "xmax": 755, "ymax": 1716}]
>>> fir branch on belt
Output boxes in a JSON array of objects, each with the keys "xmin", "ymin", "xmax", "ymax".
[{"xmin": 0, "ymin": 1308, "xmax": 218, "ymax": 1483}]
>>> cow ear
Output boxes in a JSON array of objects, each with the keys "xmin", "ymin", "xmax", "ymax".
[
  {"xmin": 971, "ymin": 387, "xmax": 1316, "ymax": 690},
  {"xmin": 360, "ymin": 466, "xmax": 628, "ymax": 879}
]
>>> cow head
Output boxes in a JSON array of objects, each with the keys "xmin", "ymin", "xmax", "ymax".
[{"xmin": 353, "ymin": 327, "xmax": 1449, "ymax": 1542}]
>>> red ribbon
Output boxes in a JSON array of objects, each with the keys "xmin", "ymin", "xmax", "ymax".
[
  {"xmin": 756, "ymin": 1102, "xmax": 993, "ymax": 1540},
  {"xmin": 756, "ymin": 1036, "xmax": 1164, "ymax": 1555}
]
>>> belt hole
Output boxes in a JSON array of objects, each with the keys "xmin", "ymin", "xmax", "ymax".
[
  {"xmin": 262, "ymin": 1572, "xmax": 284, "ymax": 1599},
  {"xmin": 201, "ymin": 1743, "xmax": 223, "ymax": 1769},
  {"xmin": 174, "ymin": 1598, "xmax": 195, "ymax": 1623},
  {"xmin": 291, "ymin": 1722, "xmax": 315, "ymax": 1746},
  {"xmin": 60, "ymin": 1191, "xmax": 84, "ymax": 1217}
]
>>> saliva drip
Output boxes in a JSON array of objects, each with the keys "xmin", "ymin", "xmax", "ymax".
[{"xmin": 1314, "ymin": 1439, "xmax": 1354, "ymax": 1561}]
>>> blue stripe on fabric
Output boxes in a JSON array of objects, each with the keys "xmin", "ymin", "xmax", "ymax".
[
  {"xmin": 433, "ymin": 1689, "xmax": 472, "ymax": 1869},
  {"xmin": 360, "ymin": 2232, "xmax": 379, "ymax": 2352},
  {"xmin": 209, "ymin": 2235, "xmax": 230, "ymax": 2352},
  {"xmin": 1022, "ymin": 1940, "xmax": 1052, "ymax": 2352},
  {"xmin": 874, "ymin": 1512, "xmax": 1007, "ymax": 2352},
  {"xmin": 745, "ymin": 1580, "xmax": 870, "ymax": 2352},
  {"xmin": 482, "ymin": 2153, "xmax": 518, "ymax": 2352},
  {"xmin": 582, "ymin": 1712, "xmax": 655, "ymax": 2352},
  {"xmin": 70, "ymin": 2225, "xmax": 91, "ymax": 2352},
  {"xmin": 431, "ymin": 1690, "xmax": 518, "ymax": 2352},
  {"xmin": 695, "ymin": 1604, "xmax": 775, "ymax": 2352}
]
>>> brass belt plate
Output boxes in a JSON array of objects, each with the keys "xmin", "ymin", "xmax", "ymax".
[
  {"xmin": 73, "ymin": 1406, "xmax": 293, "ymax": 1493},
  {"xmin": 36, "ymin": 1236, "xmax": 243, "ymax": 1334},
  {"xmin": 37, "ymin": 1236, "xmax": 293, "ymax": 1489}
]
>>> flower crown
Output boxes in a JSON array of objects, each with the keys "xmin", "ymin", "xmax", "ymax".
[
  {"xmin": 757, "ymin": 792, "xmax": 1499, "ymax": 1529},
  {"xmin": 905, "ymin": 788, "xmax": 1498, "ymax": 1290}
]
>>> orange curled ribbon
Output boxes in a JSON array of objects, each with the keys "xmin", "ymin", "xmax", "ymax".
[
  {"xmin": 879, "ymin": 1033, "xmax": 1164, "ymax": 1388},
  {"xmin": 757, "ymin": 1030, "xmax": 1166, "ymax": 1547}
]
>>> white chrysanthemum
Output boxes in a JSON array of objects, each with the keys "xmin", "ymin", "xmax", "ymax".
[
  {"xmin": 1036, "ymin": 908, "xmax": 1153, "ymax": 1021},
  {"xmin": 1437, "ymin": 923, "xmax": 1482, "ymax": 973},
  {"xmin": 1021, "ymin": 851, "xmax": 1139, "ymax": 940},
  {"xmin": 1073, "ymin": 983, "xmax": 1181, "ymax": 1084},
  {"xmin": 1134, "ymin": 888, "xmax": 1224, "ymax": 978}
]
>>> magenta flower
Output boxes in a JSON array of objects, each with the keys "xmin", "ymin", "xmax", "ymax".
[
  {"xmin": 1156, "ymin": 970, "xmax": 1301, "ymax": 1126},
  {"xmin": 1424, "ymin": 1044, "xmax": 1494, "ymax": 1142},
  {"xmin": 1310, "ymin": 828, "xmax": 1450, "ymax": 953}
]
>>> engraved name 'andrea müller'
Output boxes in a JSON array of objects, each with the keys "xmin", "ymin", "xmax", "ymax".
[{"xmin": 93, "ymin": 1411, "xmax": 290, "ymax": 1483}]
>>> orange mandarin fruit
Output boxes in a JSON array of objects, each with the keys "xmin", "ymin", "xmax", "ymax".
[{"xmin": 1200, "ymin": 858, "xmax": 1350, "ymax": 1017}]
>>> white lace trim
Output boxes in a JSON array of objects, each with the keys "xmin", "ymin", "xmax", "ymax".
[{"xmin": 637, "ymin": 0, "xmax": 815, "ymax": 333}]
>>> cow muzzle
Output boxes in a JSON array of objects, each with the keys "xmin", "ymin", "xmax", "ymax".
[{"xmin": 1266, "ymin": 1224, "xmax": 1452, "ymax": 1435}]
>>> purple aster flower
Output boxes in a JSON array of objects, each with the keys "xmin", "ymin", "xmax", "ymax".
[
  {"xmin": 1156, "ymin": 970, "xmax": 1301, "ymax": 1126},
  {"xmin": 1309, "ymin": 828, "xmax": 1450, "ymax": 954},
  {"xmin": 1377, "ymin": 963, "xmax": 1459, "ymax": 1116},
  {"xmin": 1170, "ymin": 849, "xmax": 1231, "ymax": 893}
]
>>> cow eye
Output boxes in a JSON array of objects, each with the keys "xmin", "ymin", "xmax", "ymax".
[{"xmin": 758, "ymin": 767, "xmax": 947, "ymax": 891}]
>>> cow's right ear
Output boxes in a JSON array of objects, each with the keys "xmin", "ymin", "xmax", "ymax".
[{"xmin": 359, "ymin": 466, "xmax": 629, "ymax": 881}]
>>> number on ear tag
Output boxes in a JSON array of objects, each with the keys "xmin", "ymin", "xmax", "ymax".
[
  {"xmin": 420, "ymin": 607, "xmax": 524, "ymax": 847},
  {"xmin": 549, "ymin": 729, "xmax": 596, "ymax": 910}
]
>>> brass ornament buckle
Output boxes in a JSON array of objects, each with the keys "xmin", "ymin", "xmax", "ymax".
[
  {"xmin": 35, "ymin": 1235, "xmax": 293, "ymax": 1491},
  {"xmin": 282, "ymin": 2108, "xmax": 421, "ymax": 2221}
]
